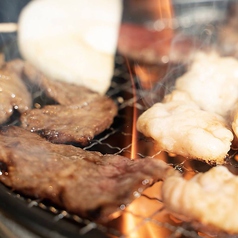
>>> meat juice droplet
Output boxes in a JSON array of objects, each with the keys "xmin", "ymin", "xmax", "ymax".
[
  {"xmin": 142, "ymin": 178, "xmax": 150, "ymax": 185},
  {"xmin": 133, "ymin": 191, "xmax": 141, "ymax": 198}
]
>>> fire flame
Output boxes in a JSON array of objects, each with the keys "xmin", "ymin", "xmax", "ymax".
[
  {"xmin": 134, "ymin": 63, "xmax": 169, "ymax": 90},
  {"xmin": 125, "ymin": 58, "xmax": 138, "ymax": 159},
  {"xmin": 155, "ymin": 0, "xmax": 174, "ymax": 20},
  {"xmin": 120, "ymin": 1, "xmax": 175, "ymax": 237}
]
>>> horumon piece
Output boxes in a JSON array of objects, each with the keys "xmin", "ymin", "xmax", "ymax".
[
  {"xmin": 162, "ymin": 166, "xmax": 238, "ymax": 234},
  {"xmin": 0, "ymin": 126, "xmax": 172, "ymax": 222}
]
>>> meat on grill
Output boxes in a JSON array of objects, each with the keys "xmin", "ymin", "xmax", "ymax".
[
  {"xmin": 162, "ymin": 166, "xmax": 238, "ymax": 234},
  {"xmin": 0, "ymin": 63, "xmax": 31, "ymax": 124},
  {"xmin": 0, "ymin": 126, "xmax": 172, "ymax": 222},
  {"xmin": 118, "ymin": 23, "xmax": 201, "ymax": 65},
  {"xmin": 137, "ymin": 90, "xmax": 233, "ymax": 165},
  {"xmin": 20, "ymin": 96, "xmax": 117, "ymax": 145},
  {"xmin": 0, "ymin": 59, "xmax": 118, "ymax": 145},
  {"xmin": 22, "ymin": 62, "xmax": 100, "ymax": 106}
]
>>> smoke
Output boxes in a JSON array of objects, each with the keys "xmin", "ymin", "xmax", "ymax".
[{"xmin": 135, "ymin": 0, "xmax": 231, "ymax": 108}]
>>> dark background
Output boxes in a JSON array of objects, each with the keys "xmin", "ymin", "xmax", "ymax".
[
  {"xmin": 0, "ymin": 0, "xmax": 30, "ymax": 58},
  {"xmin": 0, "ymin": 0, "xmax": 30, "ymax": 22}
]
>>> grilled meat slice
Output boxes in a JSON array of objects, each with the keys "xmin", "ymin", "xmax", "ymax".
[
  {"xmin": 0, "ymin": 126, "xmax": 171, "ymax": 222},
  {"xmin": 23, "ymin": 62, "xmax": 100, "ymax": 106},
  {"xmin": 0, "ymin": 65, "xmax": 31, "ymax": 124},
  {"xmin": 20, "ymin": 96, "xmax": 117, "ymax": 145}
]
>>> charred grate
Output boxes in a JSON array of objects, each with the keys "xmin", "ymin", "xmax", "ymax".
[{"xmin": 0, "ymin": 53, "xmax": 238, "ymax": 238}]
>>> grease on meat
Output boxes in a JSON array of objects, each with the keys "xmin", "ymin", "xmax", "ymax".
[{"xmin": 0, "ymin": 64, "xmax": 31, "ymax": 124}]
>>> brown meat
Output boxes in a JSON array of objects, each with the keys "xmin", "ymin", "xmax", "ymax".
[
  {"xmin": 20, "ymin": 96, "xmax": 118, "ymax": 145},
  {"xmin": 0, "ymin": 59, "xmax": 118, "ymax": 145},
  {"xmin": 23, "ymin": 62, "xmax": 100, "ymax": 106},
  {"xmin": 117, "ymin": 23, "xmax": 201, "ymax": 64},
  {"xmin": 0, "ymin": 126, "xmax": 171, "ymax": 222},
  {"xmin": 0, "ymin": 65, "xmax": 31, "ymax": 124}
]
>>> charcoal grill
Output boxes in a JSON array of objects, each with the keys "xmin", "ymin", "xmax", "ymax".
[
  {"xmin": 0, "ymin": 52, "xmax": 208, "ymax": 238},
  {"xmin": 0, "ymin": 0, "xmax": 238, "ymax": 237}
]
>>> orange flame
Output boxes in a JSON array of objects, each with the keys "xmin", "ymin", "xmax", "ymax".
[
  {"xmin": 134, "ymin": 63, "xmax": 169, "ymax": 90},
  {"xmin": 157, "ymin": 0, "xmax": 174, "ymax": 20},
  {"xmin": 121, "ymin": 183, "xmax": 173, "ymax": 238},
  {"xmin": 125, "ymin": 58, "xmax": 138, "ymax": 160},
  {"xmin": 120, "ymin": 2, "xmax": 174, "ymax": 237}
]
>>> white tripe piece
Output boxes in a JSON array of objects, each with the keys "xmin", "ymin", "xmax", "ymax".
[
  {"xmin": 162, "ymin": 166, "xmax": 238, "ymax": 234},
  {"xmin": 137, "ymin": 90, "xmax": 233, "ymax": 164},
  {"xmin": 175, "ymin": 52, "xmax": 238, "ymax": 117},
  {"xmin": 18, "ymin": 0, "xmax": 122, "ymax": 94},
  {"xmin": 230, "ymin": 103, "xmax": 238, "ymax": 141}
]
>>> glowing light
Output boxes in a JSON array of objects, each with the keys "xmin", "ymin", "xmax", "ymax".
[
  {"xmin": 120, "ymin": 2, "xmax": 175, "ymax": 237},
  {"xmin": 134, "ymin": 64, "xmax": 163, "ymax": 90},
  {"xmin": 155, "ymin": 0, "xmax": 174, "ymax": 23},
  {"xmin": 125, "ymin": 58, "xmax": 138, "ymax": 160}
]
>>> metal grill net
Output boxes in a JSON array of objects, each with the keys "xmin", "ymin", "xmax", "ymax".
[
  {"xmin": 0, "ymin": 2, "xmax": 237, "ymax": 237},
  {"xmin": 4, "ymin": 54, "xmax": 237, "ymax": 238}
]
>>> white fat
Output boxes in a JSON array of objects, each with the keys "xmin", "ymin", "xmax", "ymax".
[
  {"xmin": 18, "ymin": 0, "xmax": 122, "ymax": 94},
  {"xmin": 175, "ymin": 52, "xmax": 238, "ymax": 117},
  {"xmin": 162, "ymin": 166, "xmax": 238, "ymax": 234},
  {"xmin": 137, "ymin": 91, "xmax": 233, "ymax": 163}
]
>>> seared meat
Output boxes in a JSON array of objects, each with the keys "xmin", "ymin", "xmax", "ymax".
[
  {"xmin": 118, "ymin": 23, "xmax": 200, "ymax": 64},
  {"xmin": 0, "ymin": 126, "xmax": 171, "ymax": 222},
  {"xmin": 20, "ymin": 96, "xmax": 117, "ymax": 145},
  {"xmin": 0, "ymin": 59, "xmax": 118, "ymax": 145},
  {"xmin": 0, "ymin": 64, "xmax": 31, "ymax": 124},
  {"xmin": 23, "ymin": 62, "xmax": 100, "ymax": 106}
]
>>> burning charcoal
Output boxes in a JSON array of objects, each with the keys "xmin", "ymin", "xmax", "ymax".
[
  {"xmin": 0, "ymin": 64, "xmax": 31, "ymax": 124},
  {"xmin": 0, "ymin": 126, "xmax": 172, "ymax": 222},
  {"xmin": 20, "ymin": 96, "xmax": 118, "ymax": 145}
]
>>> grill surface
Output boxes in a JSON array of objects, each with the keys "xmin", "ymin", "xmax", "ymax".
[
  {"xmin": 0, "ymin": 52, "xmax": 237, "ymax": 238},
  {"xmin": 0, "ymin": 1, "xmax": 237, "ymax": 237}
]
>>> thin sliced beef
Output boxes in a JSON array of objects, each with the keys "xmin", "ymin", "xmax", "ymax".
[
  {"xmin": 23, "ymin": 62, "xmax": 100, "ymax": 106},
  {"xmin": 20, "ymin": 96, "xmax": 117, "ymax": 145},
  {"xmin": 0, "ymin": 65, "xmax": 31, "ymax": 124},
  {"xmin": 0, "ymin": 59, "xmax": 118, "ymax": 144},
  {"xmin": 0, "ymin": 126, "xmax": 171, "ymax": 222}
]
